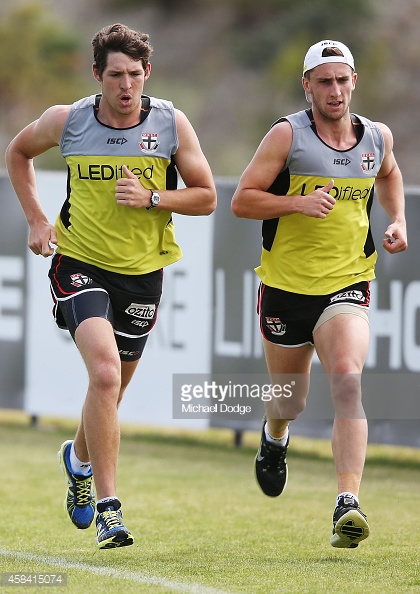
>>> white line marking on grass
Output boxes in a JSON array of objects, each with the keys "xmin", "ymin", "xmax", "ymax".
[{"xmin": 0, "ymin": 547, "xmax": 231, "ymax": 594}]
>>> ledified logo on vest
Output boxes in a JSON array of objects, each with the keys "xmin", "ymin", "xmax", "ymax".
[{"xmin": 140, "ymin": 133, "xmax": 160, "ymax": 153}]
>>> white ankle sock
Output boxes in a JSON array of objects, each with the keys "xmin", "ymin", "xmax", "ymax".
[
  {"xmin": 97, "ymin": 496, "xmax": 119, "ymax": 506},
  {"xmin": 336, "ymin": 492, "xmax": 359, "ymax": 507},
  {"xmin": 70, "ymin": 443, "xmax": 91, "ymax": 476},
  {"xmin": 265, "ymin": 424, "xmax": 289, "ymax": 447}
]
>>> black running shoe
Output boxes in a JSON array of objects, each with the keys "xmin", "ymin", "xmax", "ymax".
[
  {"xmin": 96, "ymin": 498, "xmax": 134, "ymax": 549},
  {"xmin": 254, "ymin": 418, "xmax": 289, "ymax": 497},
  {"xmin": 330, "ymin": 494, "xmax": 370, "ymax": 548}
]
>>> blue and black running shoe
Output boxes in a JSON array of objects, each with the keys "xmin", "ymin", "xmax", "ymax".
[
  {"xmin": 58, "ymin": 440, "xmax": 95, "ymax": 529},
  {"xmin": 96, "ymin": 498, "xmax": 134, "ymax": 549}
]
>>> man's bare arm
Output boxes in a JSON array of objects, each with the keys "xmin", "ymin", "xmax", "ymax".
[{"xmin": 5, "ymin": 105, "xmax": 70, "ymax": 255}]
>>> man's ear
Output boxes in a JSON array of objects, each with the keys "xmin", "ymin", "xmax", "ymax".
[
  {"xmin": 302, "ymin": 76, "xmax": 312, "ymax": 103},
  {"xmin": 92, "ymin": 63, "xmax": 102, "ymax": 83},
  {"xmin": 144, "ymin": 62, "xmax": 152, "ymax": 81}
]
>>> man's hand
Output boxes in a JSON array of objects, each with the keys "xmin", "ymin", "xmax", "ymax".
[
  {"xmin": 115, "ymin": 165, "xmax": 151, "ymax": 208},
  {"xmin": 28, "ymin": 221, "xmax": 57, "ymax": 257},
  {"xmin": 383, "ymin": 221, "xmax": 408, "ymax": 254},
  {"xmin": 300, "ymin": 179, "xmax": 336, "ymax": 218}
]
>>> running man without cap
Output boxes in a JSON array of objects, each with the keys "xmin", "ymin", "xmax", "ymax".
[
  {"xmin": 5, "ymin": 23, "xmax": 216, "ymax": 549},
  {"xmin": 231, "ymin": 40, "xmax": 407, "ymax": 548}
]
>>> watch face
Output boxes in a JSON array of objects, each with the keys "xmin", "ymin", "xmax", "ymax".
[{"xmin": 151, "ymin": 192, "xmax": 160, "ymax": 206}]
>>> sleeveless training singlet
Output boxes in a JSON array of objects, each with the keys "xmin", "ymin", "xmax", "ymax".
[
  {"xmin": 255, "ymin": 109, "xmax": 385, "ymax": 295},
  {"xmin": 56, "ymin": 94, "xmax": 182, "ymax": 275}
]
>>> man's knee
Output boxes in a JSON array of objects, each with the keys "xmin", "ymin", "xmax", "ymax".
[
  {"xmin": 330, "ymin": 374, "xmax": 365, "ymax": 418},
  {"xmin": 265, "ymin": 392, "xmax": 308, "ymax": 420},
  {"xmin": 89, "ymin": 358, "xmax": 121, "ymax": 392}
]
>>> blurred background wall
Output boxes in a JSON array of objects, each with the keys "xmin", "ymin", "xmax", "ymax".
[{"xmin": 1, "ymin": 0, "xmax": 420, "ymax": 182}]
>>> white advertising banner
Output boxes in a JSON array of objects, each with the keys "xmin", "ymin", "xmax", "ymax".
[
  {"xmin": 24, "ymin": 171, "xmax": 213, "ymax": 428},
  {"xmin": 0, "ymin": 177, "xmax": 28, "ymax": 408}
]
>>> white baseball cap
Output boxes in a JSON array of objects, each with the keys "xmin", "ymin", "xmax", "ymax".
[{"xmin": 303, "ymin": 40, "xmax": 354, "ymax": 75}]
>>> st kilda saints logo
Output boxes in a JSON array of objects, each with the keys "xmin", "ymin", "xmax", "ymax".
[
  {"xmin": 265, "ymin": 317, "xmax": 286, "ymax": 336},
  {"xmin": 70, "ymin": 273, "xmax": 92, "ymax": 288},
  {"xmin": 139, "ymin": 133, "xmax": 159, "ymax": 153},
  {"xmin": 361, "ymin": 152, "xmax": 375, "ymax": 174}
]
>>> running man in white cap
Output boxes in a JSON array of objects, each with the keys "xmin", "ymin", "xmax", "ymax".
[{"xmin": 232, "ymin": 40, "xmax": 407, "ymax": 548}]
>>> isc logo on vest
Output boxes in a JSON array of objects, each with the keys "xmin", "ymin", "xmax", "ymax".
[{"xmin": 107, "ymin": 137, "xmax": 128, "ymax": 145}]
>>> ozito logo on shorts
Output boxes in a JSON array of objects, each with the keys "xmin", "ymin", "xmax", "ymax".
[
  {"xmin": 265, "ymin": 317, "xmax": 286, "ymax": 336},
  {"xmin": 70, "ymin": 273, "xmax": 92, "ymax": 287},
  {"xmin": 329, "ymin": 290, "xmax": 365, "ymax": 304},
  {"xmin": 125, "ymin": 303, "xmax": 156, "ymax": 319}
]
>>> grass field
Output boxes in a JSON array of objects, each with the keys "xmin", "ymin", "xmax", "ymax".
[{"xmin": 0, "ymin": 411, "xmax": 419, "ymax": 593}]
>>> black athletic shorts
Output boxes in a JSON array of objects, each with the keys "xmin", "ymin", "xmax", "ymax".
[
  {"xmin": 49, "ymin": 254, "xmax": 163, "ymax": 361},
  {"xmin": 258, "ymin": 281, "xmax": 370, "ymax": 347}
]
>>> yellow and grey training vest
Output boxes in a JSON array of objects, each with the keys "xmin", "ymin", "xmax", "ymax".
[
  {"xmin": 56, "ymin": 94, "xmax": 182, "ymax": 275},
  {"xmin": 255, "ymin": 109, "xmax": 385, "ymax": 295}
]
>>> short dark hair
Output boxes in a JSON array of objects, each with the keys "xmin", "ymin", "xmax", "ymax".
[
  {"xmin": 304, "ymin": 46, "xmax": 345, "ymax": 80},
  {"xmin": 92, "ymin": 23, "xmax": 153, "ymax": 76},
  {"xmin": 322, "ymin": 47, "xmax": 345, "ymax": 58}
]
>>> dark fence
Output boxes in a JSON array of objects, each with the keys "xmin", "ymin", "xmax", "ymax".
[{"xmin": 211, "ymin": 181, "xmax": 420, "ymax": 447}]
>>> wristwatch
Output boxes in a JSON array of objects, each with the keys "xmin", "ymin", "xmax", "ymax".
[{"xmin": 146, "ymin": 190, "xmax": 161, "ymax": 210}]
